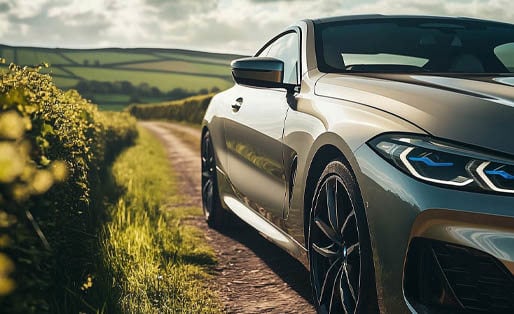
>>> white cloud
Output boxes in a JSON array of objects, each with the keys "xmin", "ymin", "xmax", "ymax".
[
  {"xmin": 5, "ymin": 0, "xmax": 51, "ymax": 19},
  {"xmin": 47, "ymin": 0, "xmax": 105, "ymax": 17},
  {"xmin": 0, "ymin": 0, "xmax": 512, "ymax": 53},
  {"xmin": 344, "ymin": 0, "xmax": 514, "ymax": 22},
  {"xmin": 102, "ymin": 0, "xmax": 157, "ymax": 44},
  {"xmin": 155, "ymin": 0, "xmax": 514, "ymax": 54}
]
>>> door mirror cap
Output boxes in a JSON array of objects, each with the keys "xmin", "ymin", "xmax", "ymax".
[{"xmin": 231, "ymin": 57, "xmax": 296, "ymax": 92}]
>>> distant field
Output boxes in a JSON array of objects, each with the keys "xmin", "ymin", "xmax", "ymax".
[
  {"xmin": 62, "ymin": 51, "xmax": 161, "ymax": 65},
  {"xmin": 0, "ymin": 45, "xmax": 243, "ymax": 110},
  {"xmin": 52, "ymin": 77, "xmax": 80, "ymax": 88},
  {"xmin": 40, "ymin": 67, "xmax": 72, "ymax": 76},
  {"xmin": 65, "ymin": 66, "xmax": 232, "ymax": 91},
  {"xmin": 17, "ymin": 49, "xmax": 72, "ymax": 65},
  {"xmin": 120, "ymin": 60, "xmax": 229, "ymax": 76},
  {"xmin": 92, "ymin": 94, "xmax": 132, "ymax": 103},
  {"xmin": 154, "ymin": 52, "xmax": 231, "ymax": 65}
]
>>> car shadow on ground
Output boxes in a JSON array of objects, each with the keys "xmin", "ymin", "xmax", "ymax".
[{"xmin": 218, "ymin": 215, "xmax": 314, "ymax": 305}]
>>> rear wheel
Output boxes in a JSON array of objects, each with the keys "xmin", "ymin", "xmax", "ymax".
[
  {"xmin": 308, "ymin": 160, "xmax": 377, "ymax": 313},
  {"xmin": 201, "ymin": 131, "xmax": 226, "ymax": 229}
]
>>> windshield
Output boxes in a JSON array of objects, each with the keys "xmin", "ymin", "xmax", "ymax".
[{"xmin": 314, "ymin": 18, "xmax": 514, "ymax": 74}]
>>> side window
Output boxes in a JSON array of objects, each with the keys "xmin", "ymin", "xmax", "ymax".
[{"xmin": 260, "ymin": 32, "xmax": 300, "ymax": 85}]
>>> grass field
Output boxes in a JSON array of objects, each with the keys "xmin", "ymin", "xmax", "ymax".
[
  {"xmin": 66, "ymin": 66, "xmax": 232, "ymax": 91},
  {"xmin": 52, "ymin": 76, "xmax": 80, "ymax": 88},
  {"xmin": 154, "ymin": 52, "xmax": 232, "ymax": 65},
  {"xmin": 39, "ymin": 66, "xmax": 73, "ymax": 76},
  {"xmin": 92, "ymin": 94, "xmax": 132, "ymax": 102},
  {"xmin": 17, "ymin": 49, "xmax": 72, "ymax": 65},
  {"xmin": 96, "ymin": 126, "xmax": 222, "ymax": 313},
  {"xmin": 120, "ymin": 60, "xmax": 229, "ymax": 76},
  {"xmin": 63, "ymin": 51, "xmax": 161, "ymax": 65},
  {"xmin": 0, "ymin": 45, "xmax": 243, "ymax": 110}
]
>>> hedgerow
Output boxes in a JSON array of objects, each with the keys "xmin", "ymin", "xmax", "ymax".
[
  {"xmin": 0, "ymin": 62, "xmax": 137, "ymax": 313},
  {"xmin": 126, "ymin": 93, "xmax": 213, "ymax": 124}
]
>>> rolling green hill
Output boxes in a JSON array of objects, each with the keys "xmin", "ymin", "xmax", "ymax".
[{"xmin": 0, "ymin": 45, "xmax": 243, "ymax": 110}]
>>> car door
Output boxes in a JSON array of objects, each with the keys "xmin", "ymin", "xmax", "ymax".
[{"xmin": 224, "ymin": 31, "xmax": 300, "ymax": 222}]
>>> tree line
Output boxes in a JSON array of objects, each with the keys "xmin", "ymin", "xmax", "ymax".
[{"xmin": 74, "ymin": 79, "xmax": 220, "ymax": 103}]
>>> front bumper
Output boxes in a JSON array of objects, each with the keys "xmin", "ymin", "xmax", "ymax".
[{"xmin": 353, "ymin": 145, "xmax": 514, "ymax": 313}]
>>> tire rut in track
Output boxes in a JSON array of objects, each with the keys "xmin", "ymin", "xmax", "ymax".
[{"xmin": 140, "ymin": 121, "xmax": 315, "ymax": 314}]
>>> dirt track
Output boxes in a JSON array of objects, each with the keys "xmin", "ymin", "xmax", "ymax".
[{"xmin": 141, "ymin": 121, "xmax": 316, "ymax": 314}]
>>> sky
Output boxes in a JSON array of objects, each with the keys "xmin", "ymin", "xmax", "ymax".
[{"xmin": 0, "ymin": 0, "xmax": 513, "ymax": 55}]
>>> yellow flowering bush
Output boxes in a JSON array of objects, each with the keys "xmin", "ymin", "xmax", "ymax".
[{"xmin": 0, "ymin": 63, "xmax": 137, "ymax": 312}]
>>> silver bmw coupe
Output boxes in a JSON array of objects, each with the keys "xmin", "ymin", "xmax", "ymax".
[{"xmin": 201, "ymin": 15, "xmax": 514, "ymax": 313}]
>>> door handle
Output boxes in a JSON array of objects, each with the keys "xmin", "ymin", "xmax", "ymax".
[{"xmin": 232, "ymin": 97, "xmax": 243, "ymax": 112}]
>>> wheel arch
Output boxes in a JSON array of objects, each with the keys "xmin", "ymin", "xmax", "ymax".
[
  {"xmin": 301, "ymin": 130, "xmax": 370, "ymax": 236},
  {"xmin": 303, "ymin": 141, "xmax": 351, "ymax": 243},
  {"xmin": 302, "ymin": 137, "xmax": 380, "ymax": 312}
]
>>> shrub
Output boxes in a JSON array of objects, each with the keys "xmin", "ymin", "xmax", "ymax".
[
  {"xmin": 0, "ymin": 63, "xmax": 137, "ymax": 313},
  {"xmin": 127, "ymin": 93, "xmax": 213, "ymax": 124}
]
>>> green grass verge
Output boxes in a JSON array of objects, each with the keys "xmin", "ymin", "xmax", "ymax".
[{"xmin": 98, "ymin": 126, "xmax": 221, "ymax": 313}]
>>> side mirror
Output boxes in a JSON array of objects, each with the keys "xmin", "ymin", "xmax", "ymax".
[{"xmin": 231, "ymin": 57, "xmax": 287, "ymax": 89}]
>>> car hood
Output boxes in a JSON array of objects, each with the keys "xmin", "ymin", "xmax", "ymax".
[{"xmin": 315, "ymin": 73, "xmax": 514, "ymax": 156}]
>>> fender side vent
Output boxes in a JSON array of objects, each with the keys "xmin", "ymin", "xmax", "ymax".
[{"xmin": 284, "ymin": 156, "xmax": 298, "ymax": 220}]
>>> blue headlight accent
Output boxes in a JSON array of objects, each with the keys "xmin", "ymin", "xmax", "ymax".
[
  {"xmin": 371, "ymin": 134, "xmax": 514, "ymax": 194},
  {"xmin": 485, "ymin": 170, "xmax": 514, "ymax": 180},
  {"xmin": 408, "ymin": 156, "xmax": 454, "ymax": 167}
]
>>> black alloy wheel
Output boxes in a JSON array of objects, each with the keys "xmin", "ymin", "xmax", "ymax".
[
  {"xmin": 201, "ymin": 131, "xmax": 225, "ymax": 229},
  {"xmin": 308, "ymin": 160, "xmax": 377, "ymax": 314}
]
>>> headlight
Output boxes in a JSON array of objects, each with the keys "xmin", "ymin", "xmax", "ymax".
[{"xmin": 368, "ymin": 134, "xmax": 514, "ymax": 194}]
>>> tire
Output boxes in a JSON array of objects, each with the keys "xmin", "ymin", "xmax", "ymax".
[
  {"xmin": 308, "ymin": 160, "xmax": 378, "ymax": 313},
  {"xmin": 201, "ymin": 130, "xmax": 226, "ymax": 229}
]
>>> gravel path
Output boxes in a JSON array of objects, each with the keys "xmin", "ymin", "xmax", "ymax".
[{"xmin": 140, "ymin": 121, "xmax": 316, "ymax": 314}]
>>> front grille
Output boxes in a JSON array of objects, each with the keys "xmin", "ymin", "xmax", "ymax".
[
  {"xmin": 405, "ymin": 238, "xmax": 514, "ymax": 313},
  {"xmin": 433, "ymin": 241, "xmax": 514, "ymax": 313}
]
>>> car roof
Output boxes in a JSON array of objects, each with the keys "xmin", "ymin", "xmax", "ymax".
[{"xmin": 310, "ymin": 14, "xmax": 514, "ymax": 27}]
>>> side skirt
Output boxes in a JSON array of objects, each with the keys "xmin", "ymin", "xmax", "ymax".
[{"xmin": 222, "ymin": 195, "xmax": 309, "ymax": 267}]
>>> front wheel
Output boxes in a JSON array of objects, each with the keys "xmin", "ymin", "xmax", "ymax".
[
  {"xmin": 201, "ymin": 130, "xmax": 226, "ymax": 229},
  {"xmin": 308, "ymin": 160, "xmax": 377, "ymax": 313}
]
